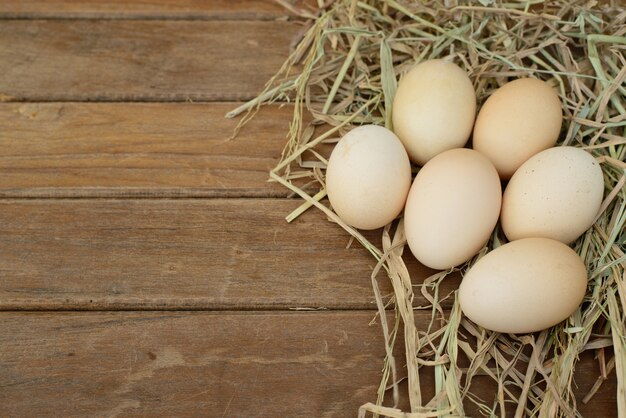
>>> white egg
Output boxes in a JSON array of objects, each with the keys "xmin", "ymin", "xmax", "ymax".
[{"xmin": 326, "ymin": 125, "xmax": 412, "ymax": 230}]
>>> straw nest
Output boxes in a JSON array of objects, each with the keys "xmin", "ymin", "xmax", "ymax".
[{"xmin": 229, "ymin": 1, "xmax": 626, "ymax": 416}]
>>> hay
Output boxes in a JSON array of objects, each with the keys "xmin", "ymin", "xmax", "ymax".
[{"xmin": 229, "ymin": 0, "xmax": 626, "ymax": 416}]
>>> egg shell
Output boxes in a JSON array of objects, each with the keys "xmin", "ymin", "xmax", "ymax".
[
  {"xmin": 501, "ymin": 146, "xmax": 604, "ymax": 244},
  {"xmin": 473, "ymin": 78, "xmax": 562, "ymax": 179},
  {"xmin": 392, "ymin": 59, "xmax": 476, "ymax": 165},
  {"xmin": 459, "ymin": 237, "xmax": 587, "ymax": 334},
  {"xmin": 326, "ymin": 125, "xmax": 412, "ymax": 230},
  {"xmin": 404, "ymin": 148, "xmax": 501, "ymax": 270}
]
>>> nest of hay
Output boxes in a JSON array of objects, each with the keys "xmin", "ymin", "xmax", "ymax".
[{"xmin": 229, "ymin": 0, "xmax": 626, "ymax": 416}]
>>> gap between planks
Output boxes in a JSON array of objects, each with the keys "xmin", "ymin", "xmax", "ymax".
[
  {"xmin": 0, "ymin": 305, "xmax": 382, "ymax": 313},
  {"xmin": 0, "ymin": 190, "xmax": 292, "ymax": 199},
  {"xmin": 0, "ymin": 16, "xmax": 298, "ymax": 22}
]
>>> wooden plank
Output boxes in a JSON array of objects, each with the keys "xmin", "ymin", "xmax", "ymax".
[
  {"xmin": 0, "ymin": 311, "xmax": 408, "ymax": 417},
  {"xmin": 0, "ymin": 103, "xmax": 292, "ymax": 197},
  {"xmin": 0, "ymin": 311, "xmax": 616, "ymax": 417},
  {"xmin": 0, "ymin": 0, "xmax": 314, "ymax": 20},
  {"xmin": 0, "ymin": 199, "xmax": 447, "ymax": 310},
  {"xmin": 0, "ymin": 20, "xmax": 299, "ymax": 102}
]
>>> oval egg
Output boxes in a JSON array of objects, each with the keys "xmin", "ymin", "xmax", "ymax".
[
  {"xmin": 501, "ymin": 146, "xmax": 604, "ymax": 244},
  {"xmin": 404, "ymin": 148, "xmax": 501, "ymax": 270},
  {"xmin": 326, "ymin": 125, "xmax": 412, "ymax": 230},
  {"xmin": 392, "ymin": 59, "xmax": 476, "ymax": 165},
  {"xmin": 459, "ymin": 238, "xmax": 587, "ymax": 333},
  {"xmin": 473, "ymin": 78, "xmax": 562, "ymax": 179}
]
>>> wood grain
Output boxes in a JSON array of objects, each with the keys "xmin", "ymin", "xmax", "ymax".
[
  {"xmin": 0, "ymin": 4, "xmax": 617, "ymax": 415},
  {"xmin": 0, "ymin": 0, "xmax": 314, "ymax": 20},
  {"xmin": 0, "ymin": 103, "xmax": 293, "ymax": 197},
  {"xmin": 0, "ymin": 311, "xmax": 393, "ymax": 418},
  {"xmin": 0, "ymin": 20, "xmax": 299, "ymax": 102},
  {"xmin": 0, "ymin": 199, "xmax": 448, "ymax": 310},
  {"xmin": 0, "ymin": 311, "xmax": 616, "ymax": 417}
]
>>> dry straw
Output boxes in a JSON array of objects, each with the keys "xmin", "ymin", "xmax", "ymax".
[{"xmin": 229, "ymin": 0, "xmax": 626, "ymax": 416}]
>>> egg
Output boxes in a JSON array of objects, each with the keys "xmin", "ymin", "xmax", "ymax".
[
  {"xmin": 392, "ymin": 59, "xmax": 476, "ymax": 165},
  {"xmin": 473, "ymin": 78, "xmax": 562, "ymax": 179},
  {"xmin": 459, "ymin": 238, "xmax": 587, "ymax": 333},
  {"xmin": 404, "ymin": 148, "xmax": 501, "ymax": 269},
  {"xmin": 501, "ymin": 146, "xmax": 604, "ymax": 244},
  {"xmin": 325, "ymin": 125, "xmax": 411, "ymax": 230}
]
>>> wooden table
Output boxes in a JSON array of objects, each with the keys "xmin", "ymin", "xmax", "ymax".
[{"xmin": 0, "ymin": 1, "xmax": 618, "ymax": 416}]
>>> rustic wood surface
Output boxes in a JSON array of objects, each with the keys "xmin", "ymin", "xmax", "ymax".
[
  {"xmin": 0, "ymin": 199, "xmax": 447, "ymax": 311},
  {"xmin": 0, "ymin": 20, "xmax": 299, "ymax": 101},
  {"xmin": 0, "ymin": 0, "xmax": 314, "ymax": 19},
  {"xmin": 0, "ymin": 312, "xmax": 616, "ymax": 417},
  {"xmin": 0, "ymin": 311, "xmax": 394, "ymax": 417},
  {"xmin": 0, "ymin": 1, "xmax": 617, "ymax": 416},
  {"xmin": 0, "ymin": 103, "xmax": 291, "ymax": 197}
]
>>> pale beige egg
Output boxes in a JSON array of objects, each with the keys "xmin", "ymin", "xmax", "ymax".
[
  {"xmin": 459, "ymin": 237, "xmax": 587, "ymax": 334},
  {"xmin": 501, "ymin": 146, "xmax": 604, "ymax": 244},
  {"xmin": 326, "ymin": 125, "xmax": 412, "ymax": 230},
  {"xmin": 404, "ymin": 148, "xmax": 501, "ymax": 270},
  {"xmin": 392, "ymin": 59, "xmax": 476, "ymax": 165},
  {"xmin": 473, "ymin": 78, "xmax": 562, "ymax": 179}
]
